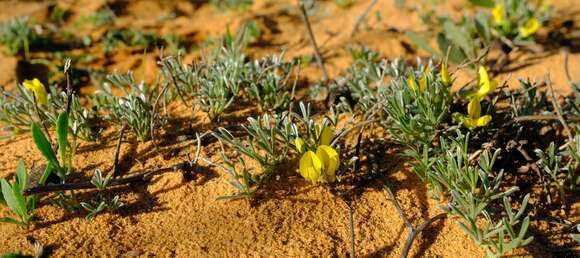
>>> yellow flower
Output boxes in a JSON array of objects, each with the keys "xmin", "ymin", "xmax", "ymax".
[
  {"xmin": 469, "ymin": 66, "xmax": 497, "ymax": 99},
  {"xmin": 463, "ymin": 97, "xmax": 492, "ymax": 129},
  {"xmin": 299, "ymin": 151, "xmax": 322, "ymax": 184},
  {"xmin": 539, "ymin": 2, "xmax": 551, "ymax": 13},
  {"xmin": 441, "ymin": 63, "xmax": 451, "ymax": 87},
  {"xmin": 519, "ymin": 18, "xmax": 540, "ymax": 38},
  {"xmin": 299, "ymin": 145, "xmax": 339, "ymax": 184},
  {"xmin": 316, "ymin": 145, "xmax": 338, "ymax": 183},
  {"xmin": 492, "ymin": 4, "xmax": 505, "ymax": 25},
  {"xmin": 22, "ymin": 78, "xmax": 48, "ymax": 105},
  {"xmin": 295, "ymin": 137, "xmax": 305, "ymax": 154},
  {"xmin": 319, "ymin": 126, "xmax": 334, "ymax": 146},
  {"xmin": 419, "ymin": 64, "xmax": 430, "ymax": 92},
  {"xmin": 407, "ymin": 75, "xmax": 418, "ymax": 93}
]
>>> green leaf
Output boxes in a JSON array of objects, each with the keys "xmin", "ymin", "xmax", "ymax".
[
  {"xmin": 38, "ymin": 163, "xmax": 53, "ymax": 186},
  {"xmin": 0, "ymin": 252, "xmax": 33, "ymax": 258},
  {"xmin": 15, "ymin": 160, "xmax": 27, "ymax": 191},
  {"xmin": 474, "ymin": 13, "xmax": 491, "ymax": 44},
  {"xmin": 0, "ymin": 217, "xmax": 22, "ymax": 225},
  {"xmin": 436, "ymin": 33, "xmax": 466, "ymax": 64},
  {"xmin": 405, "ymin": 31, "xmax": 439, "ymax": 56},
  {"xmin": 56, "ymin": 112, "xmax": 69, "ymax": 164},
  {"xmin": 1, "ymin": 179, "xmax": 25, "ymax": 218},
  {"xmin": 468, "ymin": 0, "xmax": 494, "ymax": 8},
  {"xmin": 31, "ymin": 122, "xmax": 60, "ymax": 168},
  {"xmin": 443, "ymin": 20, "xmax": 474, "ymax": 58}
]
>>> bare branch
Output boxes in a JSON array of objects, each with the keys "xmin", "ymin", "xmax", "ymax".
[{"xmin": 298, "ymin": 1, "xmax": 329, "ymax": 81}]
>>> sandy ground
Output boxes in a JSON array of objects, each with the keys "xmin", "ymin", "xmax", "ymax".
[{"xmin": 0, "ymin": 0, "xmax": 579, "ymax": 257}]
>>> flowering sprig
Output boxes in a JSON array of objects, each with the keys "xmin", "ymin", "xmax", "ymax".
[
  {"xmin": 490, "ymin": 0, "xmax": 548, "ymax": 40},
  {"xmin": 295, "ymin": 124, "xmax": 339, "ymax": 184},
  {"xmin": 457, "ymin": 66, "xmax": 497, "ymax": 129}
]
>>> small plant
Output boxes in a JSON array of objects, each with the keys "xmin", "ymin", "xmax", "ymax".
[
  {"xmin": 75, "ymin": 8, "xmax": 115, "ymax": 28},
  {"xmin": 31, "ymin": 111, "xmax": 74, "ymax": 182},
  {"xmin": 408, "ymin": 0, "xmax": 550, "ymax": 64},
  {"xmin": 487, "ymin": 0, "xmax": 550, "ymax": 40},
  {"xmin": 245, "ymin": 52, "xmax": 295, "ymax": 112},
  {"xmin": 407, "ymin": 15, "xmax": 491, "ymax": 64},
  {"xmin": 536, "ymin": 136, "xmax": 580, "ymax": 206},
  {"xmin": 210, "ymin": 0, "xmax": 253, "ymax": 11},
  {"xmin": 91, "ymin": 71, "xmax": 159, "ymax": 142},
  {"xmin": 383, "ymin": 61, "xmax": 452, "ymax": 146},
  {"xmin": 80, "ymin": 169, "xmax": 123, "ymax": 220},
  {"xmin": 431, "ymin": 134, "xmax": 533, "ymax": 258},
  {"xmin": 214, "ymin": 113, "xmax": 293, "ymax": 198},
  {"xmin": 0, "ymin": 161, "xmax": 43, "ymax": 228},
  {"xmin": 196, "ymin": 31, "xmax": 246, "ymax": 121},
  {"xmin": 159, "ymin": 26, "xmax": 290, "ymax": 120},
  {"xmin": 101, "ymin": 29, "xmax": 160, "ymax": 53},
  {"xmin": 454, "ymin": 66, "xmax": 497, "ymax": 129},
  {"xmin": 332, "ymin": 49, "xmax": 405, "ymax": 113},
  {"xmin": 0, "ymin": 16, "xmax": 40, "ymax": 59},
  {"xmin": 48, "ymin": 5, "xmax": 69, "ymax": 24},
  {"xmin": 507, "ymin": 78, "xmax": 548, "ymax": 118},
  {"xmin": 0, "ymin": 79, "xmax": 99, "ymax": 141}
]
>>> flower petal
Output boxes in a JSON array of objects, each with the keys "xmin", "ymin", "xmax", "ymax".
[
  {"xmin": 475, "ymin": 115, "xmax": 492, "ymax": 127},
  {"xmin": 441, "ymin": 63, "xmax": 451, "ymax": 87},
  {"xmin": 473, "ymin": 66, "xmax": 497, "ymax": 98},
  {"xmin": 519, "ymin": 18, "xmax": 540, "ymax": 38},
  {"xmin": 294, "ymin": 138, "xmax": 305, "ymax": 154},
  {"xmin": 464, "ymin": 118, "xmax": 476, "ymax": 129},
  {"xmin": 492, "ymin": 4, "xmax": 505, "ymax": 24},
  {"xmin": 299, "ymin": 151, "xmax": 322, "ymax": 183},
  {"xmin": 23, "ymin": 78, "xmax": 48, "ymax": 105},
  {"xmin": 467, "ymin": 97, "xmax": 482, "ymax": 120},
  {"xmin": 419, "ymin": 64, "xmax": 430, "ymax": 92},
  {"xmin": 316, "ymin": 145, "xmax": 339, "ymax": 182},
  {"xmin": 319, "ymin": 126, "xmax": 334, "ymax": 146},
  {"xmin": 407, "ymin": 75, "xmax": 417, "ymax": 93}
]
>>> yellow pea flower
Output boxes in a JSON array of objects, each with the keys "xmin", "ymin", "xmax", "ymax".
[
  {"xmin": 319, "ymin": 126, "xmax": 334, "ymax": 146},
  {"xmin": 469, "ymin": 66, "xmax": 497, "ymax": 99},
  {"xmin": 492, "ymin": 4, "xmax": 505, "ymax": 25},
  {"xmin": 295, "ymin": 137, "xmax": 305, "ymax": 154},
  {"xmin": 22, "ymin": 78, "xmax": 48, "ymax": 105},
  {"xmin": 519, "ymin": 18, "xmax": 540, "ymax": 38},
  {"xmin": 407, "ymin": 75, "xmax": 418, "ymax": 93},
  {"xmin": 299, "ymin": 151, "xmax": 322, "ymax": 184},
  {"xmin": 441, "ymin": 63, "xmax": 451, "ymax": 87},
  {"xmin": 419, "ymin": 64, "xmax": 430, "ymax": 92},
  {"xmin": 316, "ymin": 145, "xmax": 338, "ymax": 183},
  {"xmin": 463, "ymin": 97, "xmax": 492, "ymax": 129},
  {"xmin": 299, "ymin": 145, "xmax": 340, "ymax": 184}
]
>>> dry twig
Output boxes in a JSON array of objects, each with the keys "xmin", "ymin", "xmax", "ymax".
[
  {"xmin": 382, "ymin": 178, "xmax": 447, "ymax": 258},
  {"xmin": 298, "ymin": 1, "xmax": 329, "ymax": 81}
]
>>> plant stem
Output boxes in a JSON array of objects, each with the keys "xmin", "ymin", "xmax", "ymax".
[
  {"xmin": 298, "ymin": 1, "xmax": 329, "ymax": 82},
  {"xmin": 512, "ymin": 114, "xmax": 580, "ymax": 123},
  {"xmin": 24, "ymin": 162, "xmax": 191, "ymax": 195},
  {"xmin": 546, "ymin": 75, "xmax": 574, "ymax": 142},
  {"xmin": 400, "ymin": 213, "xmax": 447, "ymax": 258},
  {"xmin": 517, "ymin": 146, "xmax": 552, "ymax": 204},
  {"xmin": 112, "ymin": 124, "xmax": 127, "ymax": 178},
  {"xmin": 346, "ymin": 200, "xmax": 356, "ymax": 258},
  {"xmin": 382, "ymin": 177, "xmax": 447, "ymax": 258}
]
